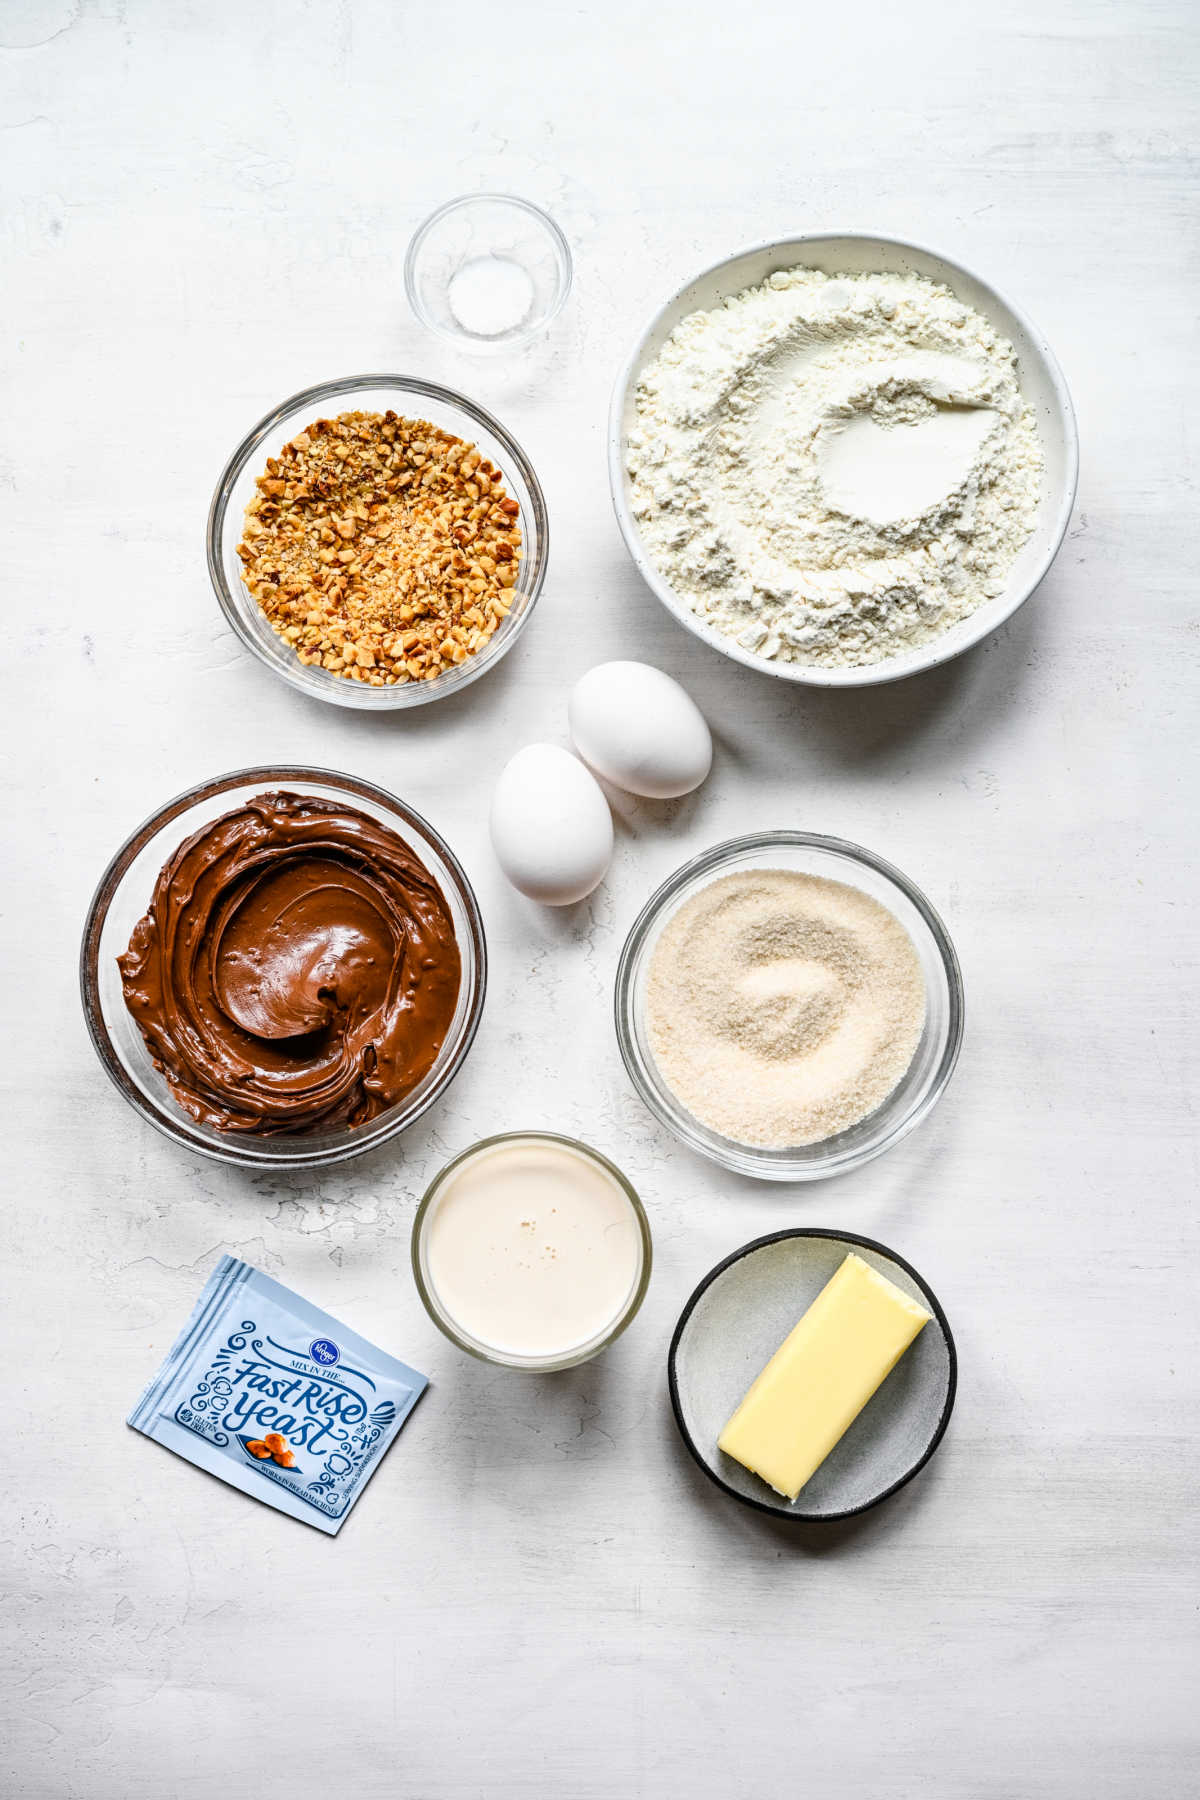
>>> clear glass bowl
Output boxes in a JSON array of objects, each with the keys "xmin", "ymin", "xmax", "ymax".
[
  {"xmin": 411, "ymin": 1132, "xmax": 652, "ymax": 1371},
  {"xmin": 614, "ymin": 832, "xmax": 964, "ymax": 1182},
  {"xmin": 405, "ymin": 195, "xmax": 572, "ymax": 351},
  {"xmin": 80, "ymin": 766, "xmax": 487, "ymax": 1169},
  {"xmin": 207, "ymin": 375, "xmax": 549, "ymax": 710}
]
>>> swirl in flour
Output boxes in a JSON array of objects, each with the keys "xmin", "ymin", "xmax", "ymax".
[{"xmin": 627, "ymin": 266, "xmax": 1043, "ymax": 668}]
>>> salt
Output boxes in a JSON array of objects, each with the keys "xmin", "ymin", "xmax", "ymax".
[{"xmin": 447, "ymin": 254, "xmax": 535, "ymax": 339}]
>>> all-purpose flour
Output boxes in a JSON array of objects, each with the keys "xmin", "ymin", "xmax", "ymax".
[{"xmin": 627, "ymin": 267, "xmax": 1044, "ymax": 669}]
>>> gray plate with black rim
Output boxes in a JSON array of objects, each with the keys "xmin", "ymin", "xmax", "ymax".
[{"xmin": 668, "ymin": 1229, "xmax": 956, "ymax": 1521}]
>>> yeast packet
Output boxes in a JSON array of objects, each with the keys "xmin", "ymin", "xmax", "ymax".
[{"xmin": 128, "ymin": 1256, "xmax": 427, "ymax": 1534}]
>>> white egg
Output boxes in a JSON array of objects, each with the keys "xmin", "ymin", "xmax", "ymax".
[
  {"xmin": 489, "ymin": 744, "xmax": 614, "ymax": 905},
  {"xmin": 568, "ymin": 661, "xmax": 712, "ymax": 798}
]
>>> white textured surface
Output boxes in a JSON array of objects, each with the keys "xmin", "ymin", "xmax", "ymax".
[{"xmin": 2, "ymin": 3, "xmax": 1197, "ymax": 1796}]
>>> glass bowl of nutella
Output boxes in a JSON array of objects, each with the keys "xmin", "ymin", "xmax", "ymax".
[
  {"xmin": 208, "ymin": 375, "xmax": 549, "ymax": 710},
  {"xmin": 412, "ymin": 1133, "xmax": 652, "ymax": 1371},
  {"xmin": 80, "ymin": 767, "xmax": 486, "ymax": 1169}
]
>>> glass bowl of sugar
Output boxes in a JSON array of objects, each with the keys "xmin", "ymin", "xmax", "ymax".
[
  {"xmin": 614, "ymin": 832, "xmax": 964, "ymax": 1182},
  {"xmin": 405, "ymin": 195, "xmax": 573, "ymax": 351}
]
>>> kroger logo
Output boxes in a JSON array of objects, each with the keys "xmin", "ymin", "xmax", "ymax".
[{"xmin": 309, "ymin": 1338, "xmax": 340, "ymax": 1366}]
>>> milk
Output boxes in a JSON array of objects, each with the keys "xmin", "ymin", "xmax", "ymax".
[{"xmin": 423, "ymin": 1137, "xmax": 645, "ymax": 1361}]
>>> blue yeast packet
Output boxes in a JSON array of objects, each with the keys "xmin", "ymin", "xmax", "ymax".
[{"xmin": 128, "ymin": 1256, "xmax": 427, "ymax": 1534}]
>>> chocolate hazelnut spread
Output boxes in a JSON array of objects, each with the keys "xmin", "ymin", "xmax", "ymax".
[{"xmin": 118, "ymin": 791, "xmax": 461, "ymax": 1134}]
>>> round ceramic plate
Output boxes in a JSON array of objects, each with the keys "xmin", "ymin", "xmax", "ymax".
[{"xmin": 668, "ymin": 1229, "xmax": 956, "ymax": 1521}]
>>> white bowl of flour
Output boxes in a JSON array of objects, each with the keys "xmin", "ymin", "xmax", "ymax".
[{"xmin": 609, "ymin": 234, "xmax": 1078, "ymax": 685}]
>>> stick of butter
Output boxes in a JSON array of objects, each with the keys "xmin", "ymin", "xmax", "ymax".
[{"xmin": 717, "ymin": 1252, "xmax": 932, "ymax": 1501}]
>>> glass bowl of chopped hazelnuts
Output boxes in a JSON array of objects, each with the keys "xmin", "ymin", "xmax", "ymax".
[{"xmin": 208, "ymin": 375, "xmax": 549, "ymax": 709}]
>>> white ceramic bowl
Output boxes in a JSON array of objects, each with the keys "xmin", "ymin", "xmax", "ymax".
[{"xmin": 608, "ymin": 232, "xmax": 1079, "ymax": 687}]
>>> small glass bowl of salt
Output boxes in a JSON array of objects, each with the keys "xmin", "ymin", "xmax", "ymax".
[{"xmin": 405, "ymin": 194, "xmax": 572, "ymax": 351}]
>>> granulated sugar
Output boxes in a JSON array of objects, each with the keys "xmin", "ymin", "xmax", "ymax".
[{"xmin": 645, "ymin": 869, "xmax": 926, "ymax": 1148}]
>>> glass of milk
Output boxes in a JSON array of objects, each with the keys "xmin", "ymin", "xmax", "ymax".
[{"xmin": 412, "ymin": 1133, "xmax": 651, "ymax": 1370}]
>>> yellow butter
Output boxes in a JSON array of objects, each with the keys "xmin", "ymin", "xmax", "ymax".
[{"xmin": 717, "ymin": 1252, "xmax": 931, "ymax": 1501}]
